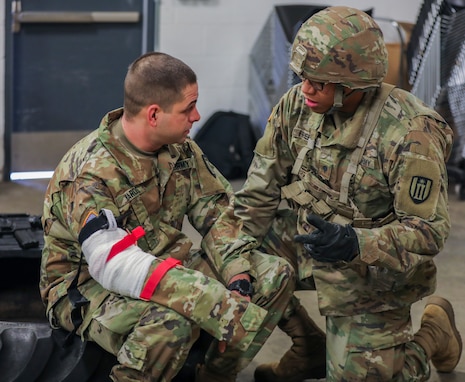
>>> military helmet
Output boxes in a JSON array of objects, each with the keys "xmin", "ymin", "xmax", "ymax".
[{"xmin": 290, "ymin": 6, "xmax": 388, "ymax": 89}]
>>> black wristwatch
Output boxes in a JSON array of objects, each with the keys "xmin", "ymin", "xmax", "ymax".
[{"xmin": 228, "ymin": 279, "xmax": 254, "ymax": 297}]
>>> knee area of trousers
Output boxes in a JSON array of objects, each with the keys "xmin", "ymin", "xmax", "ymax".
[
  {"xmin": 174, "ymin": 314, "xmax": 195, "ymax": 338},
  {"xmin": 138, "ymin": 303, "xmax": 195, "ymax": 340},
  {"xmin": 159, "ymin": 309, "xmax": 194, "ymax": 341},
  {"xmin": 255, "ymin": 259, "xmax": 296, "ymax": 301},
  {"xmin": 279, "ymin": 257, "xmax": 296, "ymax": 281},
  {"xmin": 267, "ymin": 257, "xmax": 296, "ymax": 290}
]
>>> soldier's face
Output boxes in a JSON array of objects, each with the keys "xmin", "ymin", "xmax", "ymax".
[
  {"xmin": 301, "ymin": 80, "xmax": 336, "ymax": 114},
  {"xmin": 157, "ymin": 83, "xmax": 201, "ymax": 145}
]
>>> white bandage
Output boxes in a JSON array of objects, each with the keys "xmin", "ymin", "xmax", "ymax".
[{"xmin": 81, "ymin": 215, "xmax": 153, "ymax": 298}]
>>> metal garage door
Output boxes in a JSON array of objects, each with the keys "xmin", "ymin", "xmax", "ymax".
[{"xmin": 4, "ymin": 0, "xmax": 157, "ymax": 180}]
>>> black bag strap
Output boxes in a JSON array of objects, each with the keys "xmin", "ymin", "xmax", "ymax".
[{"xmin": 64, "ymin": 210, "xmax": 130, "ymax": 347}]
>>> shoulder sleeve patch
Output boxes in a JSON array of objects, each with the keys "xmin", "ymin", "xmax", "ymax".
[
  {"xmin": 82, "ymin": 210, "xmax": 99, "ymax": 229},
  {"xmin": 395, "ymin": 157, "xmax": 441, "ymax": 220},
  {"xmin": 255, "ymin": 111, "xmax": 278, "ymax": 159},
  {"xmin": 190, "ymin": 143, "xmax": 226, "ymax": 196}
]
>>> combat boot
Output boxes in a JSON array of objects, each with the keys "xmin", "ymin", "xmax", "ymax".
[
  {"xmin": 195, "ymin": 364, "xmax": 236, "ymax": 382},
  {"xmin": 254, "ymin": 304, "xmax": 326, "ymax": 382},
  {"xmin": 413, "ymin": 296, "xmax": 462, "ymax": 373}
]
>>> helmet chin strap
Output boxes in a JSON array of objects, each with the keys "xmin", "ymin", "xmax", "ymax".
[
  {"xmin": 326, "ymin": 85, "xmax": 344, "ymax": 115},
  {"xmin": 326, "ymin": 86, "xmax": 368, "ymax": 115}
]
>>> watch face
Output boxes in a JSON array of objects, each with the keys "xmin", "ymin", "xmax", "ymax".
[{"xmin": 229, "ymin": 279, "xmax": 253, "ymax": 297}]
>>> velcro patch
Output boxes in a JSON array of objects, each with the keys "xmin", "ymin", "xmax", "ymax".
[
  {"xmin": 289, "ymin": 44, "xmax": 307, "ymax": 75},
  {"xmin": 174, "ymin": 158, "xmax": 194, "ymax": 172},
  {"xmin": 194, "ymin": 149, "xmax": 224, "ymax": 196},
  {"xmin": 395, "ymin": 157, "xmax": 441, "ymax": 220},
  {"xmin": 201, "ymin": 155, "xmax": 216, "ymax": 177},
  {"xmin": 124, "ymin": 187, "xmax": 142, "ymax": 203},
  {"xmin": 255, "ymin": 117, "xmax": 277, "ymax": 158}
]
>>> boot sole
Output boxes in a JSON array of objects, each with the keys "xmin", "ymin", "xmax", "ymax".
[{"xmin": 425, "ymin": 296, "xmax": 463, "ymax": 372}]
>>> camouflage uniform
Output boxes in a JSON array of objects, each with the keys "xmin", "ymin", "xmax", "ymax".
[
  {"xmin": 40, "ymin": 108, "xmax": 294, "ymax": 381},
  {"xmin": 235, "ymin": 6, "xmax": 454, "ymax": 381}
]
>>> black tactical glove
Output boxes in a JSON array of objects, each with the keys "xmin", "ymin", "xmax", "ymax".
[{"xmin": 294, "ymin": 214, "xmax": 359, "ymax": 263}]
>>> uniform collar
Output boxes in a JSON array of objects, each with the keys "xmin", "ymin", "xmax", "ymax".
[
  {"xmin": 321, "ymin": 90, "xmax": 376, "ymax": 149},
  {"xmin": 98, "ymin": 108, "xmax": 181, "ymax": 186}
]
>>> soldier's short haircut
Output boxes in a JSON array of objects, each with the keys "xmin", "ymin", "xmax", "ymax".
[{"xmin": 123, "ymin": 52, "xmax": 197, "ymax": 119}]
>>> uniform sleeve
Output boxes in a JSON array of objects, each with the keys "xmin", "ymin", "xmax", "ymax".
[
  {"xmin": 186, "ymin": 143, "xmax": 258, "ymax": 283},
  {"xmin": 40, "ymin": 170, "xmax": 119, "ymax": 301},
  {"xmin": 234, "ymin": 102, "xmax": 295, "ymax": 243},
  {"xmin": 355, "ymin": 115, "xmax": 453, "ymax": 275}
]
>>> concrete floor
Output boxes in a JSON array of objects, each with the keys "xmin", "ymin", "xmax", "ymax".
[{"xmin": 1, "ymin": 178, "xmax": 464, "ymax": 381}]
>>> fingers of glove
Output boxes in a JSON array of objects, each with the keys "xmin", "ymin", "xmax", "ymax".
[
  {"xmin": 303, "ymin": 244, "xmax": 340, "ymax": 262},
  {"xmin": 311, "ymin": 230, "xmax": 335, "ymax": 246},
  {"xmin": 294, "ymin": 233, "xmax": 316, "ymax": 244},
  {"xmin": 303, "ymin": 243, "xmax": 315, "ymax": 254},
  {"xmin": 295, "ymin": 231, "xmax": 329, "ymax": 248},
  {"xmin": 305, "ymin": 214, "xmax": 331, "ymax": 232}
]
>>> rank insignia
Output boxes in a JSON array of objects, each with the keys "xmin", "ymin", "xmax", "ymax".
[{"xmin": 202, "ymin": 155, "xmax": 216, "ymax": 177}]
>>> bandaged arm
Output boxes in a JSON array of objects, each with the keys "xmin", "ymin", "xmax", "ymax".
[{"xmin": 79, "ymin": 209, "xmax": 172, "ymax": 299}]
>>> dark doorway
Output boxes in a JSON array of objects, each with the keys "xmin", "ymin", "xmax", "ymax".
[{"xmin": 4, "ymin": 0, "xmax": 157, "ymax": 179}]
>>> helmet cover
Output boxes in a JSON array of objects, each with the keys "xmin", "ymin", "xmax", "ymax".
[{"xmin": 290, "ymin": 6, "xmax": 388, "ymax": 89}]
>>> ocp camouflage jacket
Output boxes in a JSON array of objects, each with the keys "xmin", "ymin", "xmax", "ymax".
[
  {"xmin": 40, "ymin": 108, "xmax": 257, "ymax": 320},
  {"xmin": 235, "ymin": 83, "xmax": 453, "ymax": 317}
]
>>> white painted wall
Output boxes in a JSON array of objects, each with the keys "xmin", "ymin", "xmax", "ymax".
[
  {"xmin": 0, "ymin": 0, "xmax": 422, "ymax": 178},
  {"xmin": 158, "ymin": 0, "xmax": 422, "ymax": 136}
]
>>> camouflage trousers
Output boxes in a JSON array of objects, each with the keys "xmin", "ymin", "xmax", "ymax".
[
  {"xmin": 326, "ymin": 312, "xmax": 430, "ymax": 381},
  {"xmin": 260, "ymin": 208, "xmax": 316, "ymax": 292},
  {"xmin": 52, "ymin": 250, "xmax": 294, "ymax": 382},
  {"xmin": 261, "ymin": 209, "xmax": 431, "ymax": 381}
]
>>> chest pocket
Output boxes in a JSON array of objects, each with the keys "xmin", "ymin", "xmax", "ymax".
[
  {"xmin": 113, "ymin": 183, "xmax": 158, "ymax": 252},
  {"xmin": 353, "ymin": 154, "xmax": 392, "ymax": 218}
]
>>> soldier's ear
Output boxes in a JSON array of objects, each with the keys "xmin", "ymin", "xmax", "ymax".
[{"xmin": 147, "ymin": 104, "xmax": 160, "ymax": 125}]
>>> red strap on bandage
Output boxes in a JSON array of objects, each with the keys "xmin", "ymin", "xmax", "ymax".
[
  {"xmin": 106, "ymin": 226, "xmax": 146, "ymax": 263},
  {"xmin": 140, "ymin": 257, "xmax": 182, "ymax": 301}
]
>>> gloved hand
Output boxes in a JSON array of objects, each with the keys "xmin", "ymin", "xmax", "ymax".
[{"xmin": 294, "ymin": 214, "xmax": 359, "ymax": 263}]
